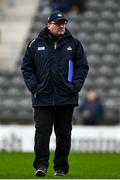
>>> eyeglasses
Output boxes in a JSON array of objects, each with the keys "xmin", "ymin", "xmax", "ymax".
[{"xmin": 49, "ymin": 22, "xmax": 68, "ymax": 26}]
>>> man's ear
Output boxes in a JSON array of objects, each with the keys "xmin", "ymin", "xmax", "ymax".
[{"xmin": 47, "ymin": 23, "xmax": 50, "ymax": 29}]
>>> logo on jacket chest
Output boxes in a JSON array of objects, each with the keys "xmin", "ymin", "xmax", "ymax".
[
  {"xmin": 67, "ymin": 46, "xmax": 72, "ymax": 51},
  {"xmin": 38, "ymin": 47, "xmax": 45, "ymax": 51}
]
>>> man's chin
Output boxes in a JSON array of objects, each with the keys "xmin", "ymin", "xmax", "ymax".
[{"xmin": 58, "ymin": 32, "xmax": 64, "ymax": 35}]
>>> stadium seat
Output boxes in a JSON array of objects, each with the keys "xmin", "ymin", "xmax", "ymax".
[
  {"xmin": 97, "ymin": 21, "xmax": 111, "ymax": 33},
  {"xmin": 93, "ymin": 32, "xmax": 108, "ymax": 44},
  {"xmin": 100, "ymin": 10, "xmax": 116, "ymax": 22}
]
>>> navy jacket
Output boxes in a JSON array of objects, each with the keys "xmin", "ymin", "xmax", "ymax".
[{"xmin": 21, "ymin": 27, "xmax": 89, "ymax": 107}]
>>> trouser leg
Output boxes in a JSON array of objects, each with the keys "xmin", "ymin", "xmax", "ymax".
[
  {"xmin": 33, "ymin": 107, "xmax": 53, "ymax": 169},
  {"xmin": 53, "ymin": 106, "xmax": 74, "ymax": 174}
]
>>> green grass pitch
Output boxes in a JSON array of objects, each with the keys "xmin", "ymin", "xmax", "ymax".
[{"xmin": 0, "ymin": 152, "xmax": 120, "ymax": 179}]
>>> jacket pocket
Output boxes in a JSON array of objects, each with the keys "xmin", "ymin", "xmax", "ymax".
[
  {"xmin": 66, "ymin": 81, "xmax": 78, "ymax": 94},
  {"xmin": 57, "ymin": 73, "xmax": 78, "ymax": 97}
]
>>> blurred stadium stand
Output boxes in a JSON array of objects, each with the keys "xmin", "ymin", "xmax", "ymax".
[{"xmin": 0, "ymin": 0, "xmax": 120, "ymax": 125}]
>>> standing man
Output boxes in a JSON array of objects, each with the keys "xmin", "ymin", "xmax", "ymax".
[
  {"xmin": 21, "ymin": 11, "xmax": 89, "ymax": 177},
  {"xmin": 79, "ymin": 89, "xmax": 105, "ymax": 125}
]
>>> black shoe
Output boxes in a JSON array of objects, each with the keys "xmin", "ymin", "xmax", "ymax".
[
  {"xmin": 35, "ymin": 166, "xmax": 47, "ymax": 177},
  {"xmin": 54, "ymin": 170, "xmax": 66, "ymax": 177}
]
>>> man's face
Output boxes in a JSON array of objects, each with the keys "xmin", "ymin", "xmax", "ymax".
[{"xmin": 47, "ymin": 21, "xmax": 67, "ymax": 36}]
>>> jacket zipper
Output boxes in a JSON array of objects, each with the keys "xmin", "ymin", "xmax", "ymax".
[
  {"xmin": 51, "ymin": 42, "xmax": 57, "ymax": 105},
  {"xmin": 54, "ymin": 42, "xmax": 57, "ymax": 49}
]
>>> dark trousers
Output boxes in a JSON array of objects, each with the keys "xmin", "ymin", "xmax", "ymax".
[{"xmin": 33, "ymin": 106, "xmax": 74, "ymax": 174}]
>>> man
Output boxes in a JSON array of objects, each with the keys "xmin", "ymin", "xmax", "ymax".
[
  {"xmin": 21, "ymin": 11, "xmax": 89, "ymax": 177},
  {"xmin": 79, "ymin": 89, "xmax": 104, "ymax": 125}
]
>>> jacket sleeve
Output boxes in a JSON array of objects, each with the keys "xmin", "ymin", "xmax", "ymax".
[
  {"xmin": 72, "ymin": 40, "xmax": 89, "ymax": 92},
  {"xmin": 21, "ymin": 40, "xmax": 38, "ymax": 94}
]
